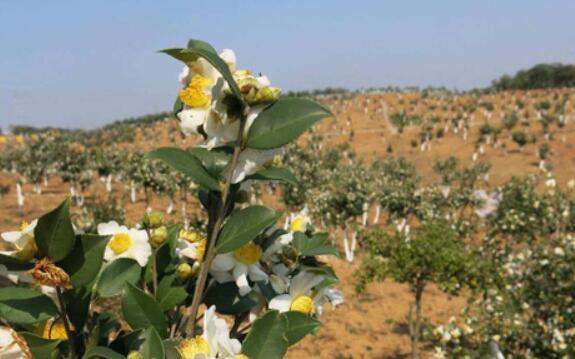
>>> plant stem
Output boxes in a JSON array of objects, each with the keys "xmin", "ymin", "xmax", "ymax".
[
  {"xmin": 185, "ymin": 109, "xmax": 249, "ymax": 336},
  {"xmin": 56, "ymin": 286, "xmax": 75, "ymax": 359}
]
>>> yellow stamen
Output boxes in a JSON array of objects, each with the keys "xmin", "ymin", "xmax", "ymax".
[
  {"xmin": 178, "ymin": 336, "xmax": 211, "ymax": 359},
  {"xmin": 195, "ymin": 238, "xmax": 207, "ymax": 262},
  {"xmin": 38, "ymin": 319, "xmax": 73, "ymax": 340},
  {"xmin": 233, "ymin": 243, "xmax": 263, "ymax": 265},
  {"xmin": 20, "ymin": 221, "xmax": 29, "ymax": 231},
  {"xmin": 180, "ymin": 229, "xmax": 203, "ymax": 243},
  {"xmin": 290, "ymin": 295, "xmax": 314, "ymax": 314},
  {"xmin": 179, "ymin": 74, "xmax": 212, "ymax": 108},
  {"xmin": 109, "ymin": 233, "xmax": 133, "ymax": 254},
  {"xmin": 290, "ymin": 216, "xmax": 305, "ymax": 232},
  {"xmin": 235, "ymin": 355, "xmax": 250, "ymax": 359}
]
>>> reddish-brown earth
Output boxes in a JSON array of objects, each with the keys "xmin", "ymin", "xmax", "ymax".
[{"xmin": 1, "ymin": 89, "xmax": 574, "ymax": 358}]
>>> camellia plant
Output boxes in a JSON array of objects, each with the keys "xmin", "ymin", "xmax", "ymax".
[{"xmin": 0, "ymin": 38, "xmax": 340, "ymax": 359}]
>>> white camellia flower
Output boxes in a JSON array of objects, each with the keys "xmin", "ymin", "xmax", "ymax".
[
  {"xmin": 176, "ymin": 229, "xmax": 207, "ymax": 262},
  {"xmin": 97, "ymin": 221, "xmax": 151, "ymax": 267},
  {"xmin": 0, "ymin": 220, "xmax": 38, "ymax": 261},
  {"xmin": 177, "ymin": 50, "xmax": 236, "ymax": 136},
  {"xmin": 0, "ymin": 326, "xmax": 31, "ymax": 359},
  {"xmin": 177, "ymin": 305, "xmax": 245, "ymax": 359},
  {"xmin": 210, "ymin": 242, "xmax": 268, "ymax": 296},
  {"xmin": 287, "ymin": 207, "xmax": 312, "ymax": 233},
  {"xmin": 269, "ymin": 271, "xmax": 325, "ymax": 314}
]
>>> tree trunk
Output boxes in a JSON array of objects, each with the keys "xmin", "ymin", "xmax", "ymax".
[{"xmin": 409, "ymin": 286, "xmax": 424, "ymax": 359}]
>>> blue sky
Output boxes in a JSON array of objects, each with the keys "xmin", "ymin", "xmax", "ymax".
[{"xmin": 1, "ymin": 0, "xmax": 574, "ymax": 130}]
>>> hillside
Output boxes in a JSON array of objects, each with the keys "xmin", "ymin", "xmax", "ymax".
[{"xmin": 1, "ymin": 88, "xmax": 574, "ymax": 358}]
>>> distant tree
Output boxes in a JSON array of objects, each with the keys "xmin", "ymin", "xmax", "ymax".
[{"xmin": 492, "ymin": 63, "xmax": 575, "ymax": 91}]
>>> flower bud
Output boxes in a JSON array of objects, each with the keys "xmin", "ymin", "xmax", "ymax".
[
  {"xmin": 150, "ymin": 226, "xmax": 168, "ymax": 247},
  {"xmin": 127, "ymin": 351, "xmax": 144, "ymax": 359},
  {"xmin": 255, "ymin": 86, "xmax": 281, "ymax": 104},
  {"xmin": 143, "ymin": 211, "xmax": 164, "ymax": 229},
  {"xmin": 270, "ymin": 274, "xmax": 287, "ymax": 294},
  {"xmin": 177, "ymin": 263, "xmax": 193, "ymax": 280}
]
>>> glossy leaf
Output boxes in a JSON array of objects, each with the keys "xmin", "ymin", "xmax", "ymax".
[
  {"xmin": 0, "ymin": 253, "xmax": 33, "ymax": 271},
  {"xmin": 139, "ymin": 327, "xmax": 165, "ymax": 359},
  {"xmin": 59, "ymin": 234, "xmax": 110, "ymax": 287},
  {"xmin": 216, "ymin": 206, "xmax": 281, "ymax": 253},
  {"xmin": 96, "ymin": 258, "xmax": 141, "ymax": 298},
  {"xmin": 19, "ymin": 332, "xmax": 60, "ymax": 359},
  {"xmin": 242, "ymin": 310, "xmax": 289, "ymax": 359},
  {"xmin": 282, "ymin": 311, "xmax": 321, "ymax": 345},
  {"xmin": 157, "ymin": 275, "xmax": 187, "ymax": 311},
  {"xmin": 0, "ymin": 287, "xmax": 58, "ymax": 324},
  {"xmin": 204, "ymin": 282, "xmax": 258, "ymax": 315},
  {"xmin": 121, "ymin": 283, "xmax": 168, "ymax": 337},
  {"xmin": 83, "ymin": 346, "xmax": 126, "ymax": 359},
  {"xmin": 247, "ymin": 167, "xmax": 298, "ymax": 186},
  {"xmin": 188, "ymin": 147, "xmax": 232, "ymax": 177},
  {"xmin": 246, "ymin": 97, "xmax": 332, "ymax": 150},
  {"xmin": 34, "ymin": 197, "xmax": 76, "ymax": 261},
  {"xmin": 147, "ymin": 147, "xmax": 220, "ymax": 191},
  {"xmin": 292, "ymin": 232, "xmax": 339, "ymax": 257}
]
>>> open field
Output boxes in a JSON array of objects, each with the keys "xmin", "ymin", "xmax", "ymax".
[{"xmin": 2, "ymin": 88, "xmax": 574, "ymax": 358}]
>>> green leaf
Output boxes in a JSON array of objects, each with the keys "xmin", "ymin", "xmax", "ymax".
[
  {"xmin": 160, "ymin": 39, "xmax": 243, "ymax": 104},
  {"xmin": 216, "ymin": 206, "xmax": 281, "ymax": 253},
  {"xmin": 187, "ymin": 38, "xmax": 218, "ymax": 54},
  {"xmin": 298, "ymin": 265, "xmax": 339, "ymax": 289},
  {"xmin": 155, "ymin": 224, "xmax": 181, "ymax": 279},
  {"xmin": 64, "ymin": 287, "xmax": 92, "ymax": 331},
  {"xmin": 0, "ymin": 287, "xmax": 58, "ymax": 324},
  {"xmin": 83, "ymin": 346, "xmax": 126, "ymax": 359},
  {"xmin": 292, "ymin": 232, "xmax": 339, "ymax": 257},
  {"xmin": 96, "ymin": 258, "xmax": 141, "ymax": 298},
  {"xmin": 20, "ymin": 332, "xmax": 60, "ymax": 359},
  {"xmin": 242, "ymin": 310, "xmax": 289, "ymax": 359},
  {"xmin": 282, "ymin": 311, "xmax": 321, "ymax": 346},
  {"xmin": 121, "ymin": 283, "xmax": 168, "ymax": 338},
  {"xmin": 188, "ymin": 147, "xmax": 232, "ymax": 177},
  {"xmin": 204, "ymin": 282, "xmax": 258, "ymax": 315},
  {"xmin": 59, "ymin": 234, "xmax": 110, "ymax": 287},
  {"xmin": 139, "ymin": 327, "xmax": 165, "ymax": 359},
  {"xmin": 173, "ymin": 95, "xmax": 183, "ymax": 116},
  {"xmin": 109, "ymin": 329, "xmax": 144, "ymax": 354},
  {"xmin": 157, "ymin": 275, "xmax": 187, "ymax": 311},
  {"xmin": 34, "ymin": 197, "xmax": 76, "ymax": 261},
  {"xmin": 163, "ymin": 339, "xmax": 181, "ymax": 359},
  {"xmin": 0, "ymin": 253, "xmax": 34, "ymax": 270},
  {"xmin": 247, "ymin": 167, "xmax": 298, "ymax": 186},
  {"xmin": 246, "ymin": 97, "xmax": 332, "ymax": 150},
  {"xmin": 147, "ymin": 147, "xmax": 220, "ymax": 191}
]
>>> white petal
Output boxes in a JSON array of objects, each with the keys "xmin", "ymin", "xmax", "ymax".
[
  {"xmin": 178, "ymin": 66, "xmax": 191, "ymax": 86},
  {"xmin": 178, "ymin": 108, "xmax": 209, "ymax": 135},
  {"xmin": 269, "ymin": 294, "xmax": 292, "ymax": 313},
  {"xmin": 97, "ymin": 221, "xmax": 121, "ymax": 235},
  {"xmin": 290, "ymin": 272, "xmax": 324, "ymax": 298},
  {"xmin": 219, "ymin": 49, "xmax": 237, "ymax": 73},
  {"xmin": 248, "ymin": 264, "xmax": 269, "ymax": 283},
  {"xmin": 211, "ymin": 253, "xmax": 236, "ymax": 272},
  {"xmin": 0, "ymin": 231, "xmax": 20, "ymax": 243},
  {"xmin": 233, "ymin": 263, "xmax": 251, "ymax": 296},
  {"xmin": 131, "ymin": 237, "xmax": 152, "ymax": 267},
  {"xmin": 210, "ymin": 270, "xmax": 234, "ymax": 283}
]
